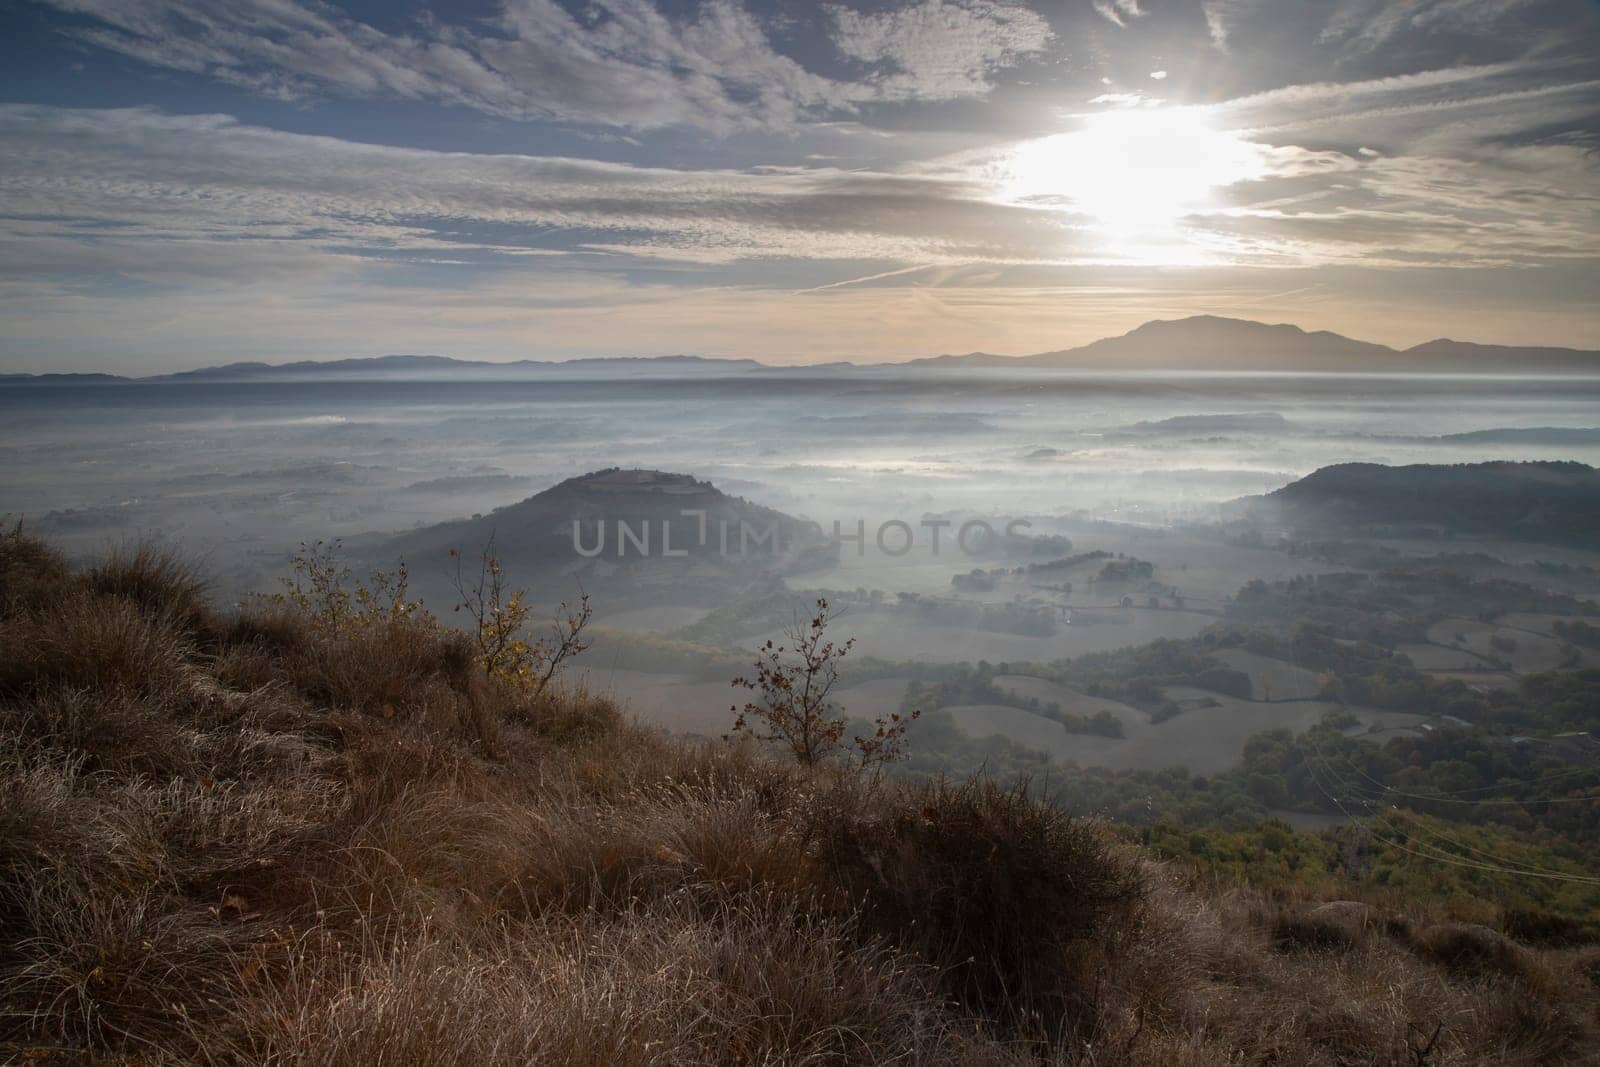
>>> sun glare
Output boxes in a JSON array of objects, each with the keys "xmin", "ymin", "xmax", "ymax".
[{"xmin": 1004, "ymin": 106, "xmax": 1266, "ymax": 247}]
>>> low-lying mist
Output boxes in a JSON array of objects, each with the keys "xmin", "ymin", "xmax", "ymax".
[{"xmin": 5, "ymin": 372, "xmax": 1598, "ymax": 604}]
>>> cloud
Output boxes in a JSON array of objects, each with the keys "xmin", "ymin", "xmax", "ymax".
[
  {"xmin": 37, "ymin": 0, "xmax": 1055, "ymax": 132},
  {"xmin": 1318, "ymin": 0, "xmax": 1545, "ymax": 53},
  {"xmin": 830, "ymin": 0, "xmax": 1053, "ymax": 101},
  {"xmin": 41, "ymin": 0, "xmax": 839, "ymax": 131},
  {"xmin": 1197, "ymin": 0, "xmax": 1597, "ymax": 86},
  {"xmin": 1201, "ymin": 1, "xmax": 1233, "ymax": 50},
  {"xmin": 4, "ymin": 89, "xmax": 1596, "ymax": 302},
  {"xmin": 1217, "ymin": 60, "xmax": 1600, "ymax": 159},
  {"xmin": 1091, "ymin": 0, "xmax": 1145, "ymax": 28},
  {"xmin": 0, "ymin": 104, "xmax": 1096, "ymax": 282}
]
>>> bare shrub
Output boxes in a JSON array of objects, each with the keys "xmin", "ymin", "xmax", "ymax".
[
  {"xmin": 730, "ymin": 597, "xmax": 916, "ymax": 774},
  {"xmin": 449, "ymin": 539, "xmax": 591, "ymax": 698}
]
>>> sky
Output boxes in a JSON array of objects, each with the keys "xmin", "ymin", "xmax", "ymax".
[{"xmin": 1, "ymin": 0, "xmax": 1598, "ymax": 372}]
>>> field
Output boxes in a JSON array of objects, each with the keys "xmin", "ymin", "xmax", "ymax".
[
  {"xmin": 947, "ymin": 676, "xmax": 1427, "ymax": 776},
  {"xmin": 992, "ymin": 674, "xmax": 1148, "ymax": 735},
  {"xmin": 1211, "ymin": 648, "xmax": 1323, "ymax": 700},
  {"xmin": 747, "ymin": 609, "xmax": 1215, "ymax": 664},
  {"xmin": 1396, "ymin": 643, "xmax": 1487, "ymax": 671},
  {"xmin": 574, "ymin": 667, "xmax": 735, "ymax": 736},
  {"xmin": 591, "ymin": 656, "xmax": 1438, "ymax": 778},
  {"xmin": 1424, "ymin": 618, "xmax": 1577, "ymax": 673},
  {"xmin": 592, "ymin": 603, "xmax": 712, "ymax": 632},
  {"xmin": 835, "ymin": 676, "xmax": 916, "ymax": 721}
]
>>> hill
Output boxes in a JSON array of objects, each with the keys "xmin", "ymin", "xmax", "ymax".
[
  {"xmin": 1023, "ymin": 315, "xmax": 1396, "ymax": 372},
  {"xmin": 1240, "ymin": 461, "xmax": 1600, "ymax": 547},
  {"xmin": 3, "ymin": 532, "xmax": 1596, "ymax": 1063},
  {"xmin": 0, "ymin": 371, "xmax": 129, "ymax": 384},
  {"xmin": 382, "ymin": 468, "xmax": 834, "ymax": 596}
]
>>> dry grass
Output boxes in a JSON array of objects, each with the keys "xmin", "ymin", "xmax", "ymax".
[{"xmin": 1, "ymin": 531, "xmax": 1597, "ymax": 1064}]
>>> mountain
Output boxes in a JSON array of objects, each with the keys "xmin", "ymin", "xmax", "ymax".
[
  {"xmin": 0, "ymin": 371, "xmax": 129, "ymax": 384},
  {"xmin": 1236, "ymin": 460, "xmax": 1600, "ymax": 547},
  {"xmin": 907, "ymin": 317, "xmax": 1600, "ymax": 373},
  {"xmin": 1403, "ymin": 338, "xmax": 1600, "ymax": 371},
  {"xmin": 381, "ymin": 468, "xmax": 834, "ymax": 600},
  {"xmin": 1019, "ymin": 317, "xmax": 1600, "ymax": 373},
  {"xmin": 151, "ymin": 353, "xmax": 765, "ymax": 382},
  {"xmin": 1025, "ymin": 316, "xmax": 1396, "ymax": 372},
  {"xmin": 897, "ymin": 351, "xmax": 1024, "ymax": 369},
  {"xmin": 5, "ymin": 317, "xmax": 1597, "ymax": 380}
]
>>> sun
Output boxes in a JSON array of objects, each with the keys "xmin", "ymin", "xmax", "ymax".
[{"xmin": 1003, "ymin": 106, "xmax": 1266, "ymax": 245}]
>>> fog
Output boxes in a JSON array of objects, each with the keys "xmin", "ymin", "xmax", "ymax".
[{"xmin": 6, "ymin": 372, "xmax": 1598, "ymax": 595}]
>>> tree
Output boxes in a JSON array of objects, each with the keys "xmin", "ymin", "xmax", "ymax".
[
  {"xmin": 730, "ymin": 597, "xmax": 917, "ymax": 774},
  {"xmin": 449, "ymin": 537, "xmax": 590, "ymax": 697}
]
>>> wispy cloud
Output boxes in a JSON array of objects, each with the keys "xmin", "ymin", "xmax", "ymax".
[
  {"xmin": 36, "ymin": 0, "xmax": 1055, "ymax": 132},
  {"xmin": 7, "ymin": 91, "xmax": 1593, "ymax": 293},
  {"xmin": 1319, "ymin": 0, "xmax": 1543, "ymax": 53},
  {"xmin": 0, "ymin": 104, "xmax": 1090, "ymax": 279},
  {"xmin": 1091, "ymin": 0, "xmax": 1145, "ymax": 29},
  {"xmin": 830, "ymin": 0, "xmax": 1052, "ymax": 101}
]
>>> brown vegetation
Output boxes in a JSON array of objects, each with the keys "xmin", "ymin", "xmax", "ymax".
[{"xmin": 1, "ymin": 530, "xmax": 1596, "ymax": 1064}]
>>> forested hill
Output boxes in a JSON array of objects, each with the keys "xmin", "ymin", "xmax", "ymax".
[{"xmin": 1243, "ymin": 461, "xmax": 1600, "ymax": 547}]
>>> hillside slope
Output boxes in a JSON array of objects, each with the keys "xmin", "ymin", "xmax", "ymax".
[
  {"xmin": 382, "ymin": 467, "xmax": 834, "ymax": 596},
  {"xmin": 1241, "ymin": 460, "xmax": 1600, "ymax": 548},
  {"xmin": 1, "ymin": 533, "xmax": 1596, "ymax": 1063}
]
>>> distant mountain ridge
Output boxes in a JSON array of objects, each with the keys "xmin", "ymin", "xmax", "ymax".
[
  {"xmin": 907, "ymin": 316, "xmax": 1599, "ymax": 373},
  {"xmin": 157, "ymin": 353, "xmax": 766, "ymax": 381},
  {"xmin": 4, "ymin": 316, "xmax": 1597, "ymax": 379}
]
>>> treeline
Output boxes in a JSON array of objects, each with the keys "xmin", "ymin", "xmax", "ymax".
[
  {"xmin": 1290, "ymin": 541, "xmax": 1600, "ymax": 595},
  {"xmin": 1023, "ymin": 550, "xmax": 1112, "ymax": 575},
  {"xmin": 1554, "ymin": 619, "xmax": 1600, "ymax": 648},
  {"xmin": 1136, "ymin": 816, "xmax": 1600, "ymax": 943},
  {"xmin": 1232, "ymin": 717, "xmax": 1600, "ymax": 842},
  {"xmin": 1230, "ymin": 569, "xmax": 1598, "ymax": 647},
  {"xmin": 1031, "ymin": 706, "xmax": 1599, "ymax": 847},
  {"xmin": 869, "ymin": 708, "xmax": 1059, "ymax": 782},
  {"xmin": 1017, "ymin": 639, "xmax": 1251, "ymax": 720},
  {"xmin": 1095, "ymin": 558, "xmax": 1155, "ymax": 584}
]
